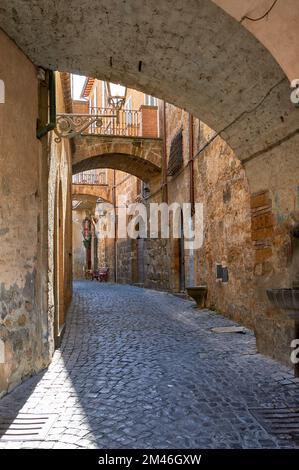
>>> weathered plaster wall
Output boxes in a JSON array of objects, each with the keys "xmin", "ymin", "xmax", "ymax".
[
  {"xmin": 213, "ymin": 0, "xmax": 299, "ymax": 80},
  {"xmin": 164, "ymin": 102, "xmax": 298, "ymax": 367},
  {"xmin": 244, "ymin": 133, "xmax": 299, "ymax": 363},
  {"xmin": 0, "ymin": 31, "xmax": 49, "ymax": 395}
]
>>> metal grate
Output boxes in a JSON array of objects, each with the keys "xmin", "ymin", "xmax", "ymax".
[
  {"xmin": 167, "ymin": 129, "xmax": 183, "ymax": 176},
  {"xmin": 0, "ymin": 413, "xmax": 57, "ymax": 441},
  {"xmin": 250, "ymin": 407, "xmax": 299, "ymax": 441}
]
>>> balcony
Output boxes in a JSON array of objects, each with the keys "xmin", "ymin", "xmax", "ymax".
[
  {"xmin": 72, "ymin": 169, "xmax": 111, "ymax": 205},
  {"xmin": 72, "ymin": 170, "xmax": 106, "ymax": 186},
  {"xmin": 55, "ymin": 104, "xmax": 159, "ymax": 142}
]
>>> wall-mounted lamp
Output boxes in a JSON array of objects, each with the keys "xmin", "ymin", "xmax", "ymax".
[{"xmin": 105, "ymin": 82, "xmax": 127, "ymax": 123}]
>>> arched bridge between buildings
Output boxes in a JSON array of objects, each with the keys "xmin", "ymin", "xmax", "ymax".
[{"xmin": 72, "ymin": 135, "xmax": 163, "ymax": 183}]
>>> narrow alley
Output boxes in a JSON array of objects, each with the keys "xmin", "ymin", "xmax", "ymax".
[{"xmin": 0, "ymin": 282, "xmax": 298, "ymax": 449}]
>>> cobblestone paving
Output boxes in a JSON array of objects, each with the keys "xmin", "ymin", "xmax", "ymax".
[{"xmin": 0, "ymin": 281, "xmax": 298, "ymax": 449}]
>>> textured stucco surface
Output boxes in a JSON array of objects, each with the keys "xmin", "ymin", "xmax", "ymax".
[
  {"xmin": 0, "ymin": 35, "xmax": 73, "ymax": 395},
  {"xmin": 0, "ymin": 0, "xmax": 298, "ymax": 163},
  {"xmin": 0, "ymin": 30, "xmax": 49, "ymax": 395},
  {"xmin": 213, "ymin": 0, "xmax": 299, "ymax": 80}
]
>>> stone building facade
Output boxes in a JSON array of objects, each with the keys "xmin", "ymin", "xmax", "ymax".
[{"xmin": 72, "ymin": 78, "xmax": 297, "ymax": 367}]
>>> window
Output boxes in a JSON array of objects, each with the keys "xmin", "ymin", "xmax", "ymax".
[
  {"xmin": 145, "ymin": 94, "xmax": 156, "ymax": 106},
  {"xmin": 167, "ymin": 129, "xmax": 183, "ymax": 176},
  {"xmin": 124, "ymin": 96, "xmax": 132, "ymax": 126},
  {"xmin": 93, "ymin": 87, "xmax": 97, "ymax": 110},
  {"xmin": 99, "ymin": 171, "xmax": 107, "ymax": 185},
  {"xmin": 101, "ymin": 81, "xmax": 106, "ymax": 108}
]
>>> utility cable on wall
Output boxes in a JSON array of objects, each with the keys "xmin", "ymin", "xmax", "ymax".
[{"xmin": 241, "ymin": 0, "xmax": 278, "ymax": 23}]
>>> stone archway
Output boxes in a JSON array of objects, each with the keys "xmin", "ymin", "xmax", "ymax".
[
  {"xmin": 72, "ymin": 135, "xmax": 163, "ymax": 183},
  {"xmin": 72, "ymin": 184, "xmax": 112, "ymax": 203},
  {"xmin": 1, "ymin": 0, "xmax": 298, "ymax": 167}
]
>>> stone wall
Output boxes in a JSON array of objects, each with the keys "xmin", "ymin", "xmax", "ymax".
[
  {"xmin": 164, "ymin": 102, "xmax": 298, "ymax": 367},
  {"xmin": 70, "ymin": 93, "xmax": 298, "ymax": 368},
  {"xmin": 244, "ymin": 133, "xmax": 299, "ymax": 364},
  {"xmin": 115, "ymin": 171, "xmax": 138, "ymax": 284},
  {"xmin": 192, "ymin": 123, "xmax": 254, "ymax": 323}
]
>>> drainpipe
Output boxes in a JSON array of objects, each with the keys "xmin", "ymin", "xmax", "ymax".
[
  {"xmin": 188, "ymin": 113, "xmax": 195, "ymax": 287},
  {"xmin": 162, "ymin": 100, "xmax": 168, "ymax": 203},
  {"xmin": 188, "ymin": 113, "xmax": 195, "ymax": 214},
  {"xmin": 36, "ymin": 70, "xmax": 56, "ymax": 139},
  {"xmin": 113, "ymin": 169, "xmax": 117, "ymax": 283}
]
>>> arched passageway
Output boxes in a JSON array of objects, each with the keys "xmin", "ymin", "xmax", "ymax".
[
  {"xmin": 1, "ymin": 0, "xmax": 298, "ymax": 165},
  {"xmin": 72, "ymin": 184, "xmax": 112, "ymax": 203},
  {"xmin": 72, "ymin": 135, "xmax": 162, "ymax": 183}
]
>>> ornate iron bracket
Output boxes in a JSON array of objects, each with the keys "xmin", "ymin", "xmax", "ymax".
[{"xmin": 54, "ymin": 113, "xmax": 116, "ymax": 143}]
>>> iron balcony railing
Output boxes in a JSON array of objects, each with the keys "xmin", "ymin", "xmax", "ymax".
[
  {"xmin": 72, "ymin": 170, "xmax": 107, "ymax": 185},
  {"xmin": 55, "ymin": 107, "xmax": 141, "ymax": 142},
  {"xmin": 88, "ymin": 106, "xmax": 140, "ymax": 137}
]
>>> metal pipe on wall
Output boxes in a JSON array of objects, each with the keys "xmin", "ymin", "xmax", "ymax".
[{"xmin": 162, "ymin": 100, "xmax": 168, "ymax": 203}]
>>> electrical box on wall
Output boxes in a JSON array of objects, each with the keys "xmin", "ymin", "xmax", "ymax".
[
  {"xmin": 216, "ymin": 263, "xmax": 229, "ymax": 283},
  {"xmin": 216, "ymin": 264, "xmax": 223, "ymax": 281},
  {"xmin": 0, "ymin": 80, "xmax": 5, "ymax": 103}
]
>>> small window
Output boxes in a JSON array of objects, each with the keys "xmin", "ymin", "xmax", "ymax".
[
  {"xmin": 99, "ymin": 171, "xmax": 107, "ymax": 185},
  {"xmin": 125, "ymin": 97, "xmax": 133, "ymax": 126},
  {"xmin": 216, "ymin": 264, "xmax": 223, "ymax": 280},
  {"xmin": 145, "ymin": 94, "xmax": 156, "ymax": 106},
  {"xmin": 101, "ymin": 81, "xmax": 106, "ymax": 108},
  {"xmin": 93, "ymin": 87, "xmax": 97, "ymax": 109},
  {"xmin": 167, "ymin": 129, "xmax": 183, "ymax": 176}
]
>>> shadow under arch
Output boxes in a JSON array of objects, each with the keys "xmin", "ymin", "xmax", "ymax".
[
  {"xmin": 73, "ymin": 153, "xmax": 161, "ymax": 184},
  {"xmin": 72, "ymin": 184, "xmax": 113, "ymax": 205}
]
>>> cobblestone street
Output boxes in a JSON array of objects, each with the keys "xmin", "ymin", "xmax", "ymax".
[{"xmin": 0, "ymin": 281, "xmax": 298, "ymax": 449}]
